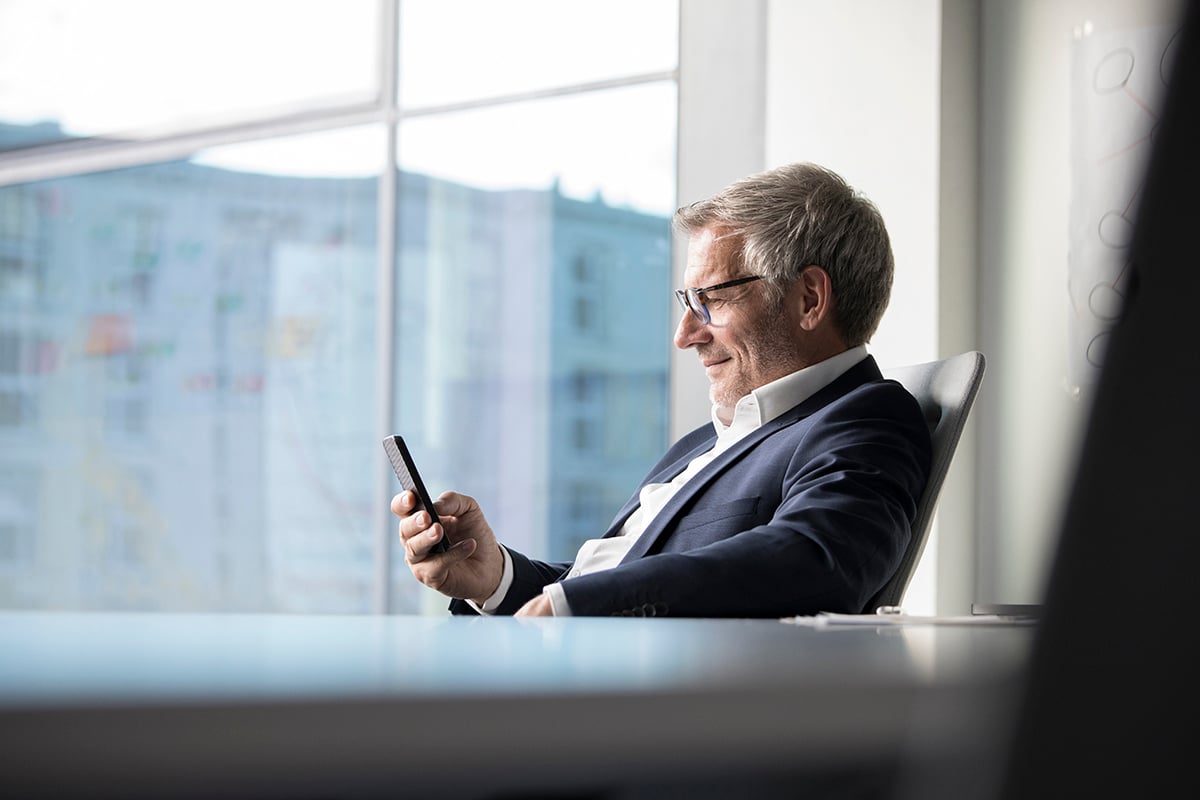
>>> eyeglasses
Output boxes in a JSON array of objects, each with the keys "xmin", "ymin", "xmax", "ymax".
[{"xmin": 674, "ymin": 275, "xmax": 763, "ymax": 325}]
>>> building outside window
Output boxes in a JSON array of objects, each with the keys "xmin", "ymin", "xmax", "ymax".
[{"xmin": 0, "ymin": 0, "xmax": 677, "ymax": 613}]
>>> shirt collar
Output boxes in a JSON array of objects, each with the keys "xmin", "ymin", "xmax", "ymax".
[{"xmin": 711, "ymin": 344, "xmax": 869, "ymax": 434}]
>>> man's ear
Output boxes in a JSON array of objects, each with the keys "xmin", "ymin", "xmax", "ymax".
[{"xmin": 796, "ymin": 265, "xmax": 834, "ymax": 331}]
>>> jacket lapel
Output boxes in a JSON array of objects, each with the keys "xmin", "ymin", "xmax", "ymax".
[
  {"xmin": 599, "ymin": 435, "xmax": 717, "ymax": 538},
  {"xmin": 616, "ymin": 410, "xmax": 804, "ymax": 561}
]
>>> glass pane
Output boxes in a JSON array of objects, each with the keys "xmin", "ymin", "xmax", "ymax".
[
  {"xmin": 399, "ymin": 83, "xmax": 677, "ymax": 215},
  {"xmin": 0, "ymin": 126, "xmax": 381, "ymax": 611},
  {"xmin": 399, "ymin": 0, "xmax": 679, "ymax": 108},
  {"xmin": 0, "ymin": 0, "xmax": 379, "ymax": 150},
  {"xmin": 391, "ymin": 86, "xmax": 675, "ymax": 612}
]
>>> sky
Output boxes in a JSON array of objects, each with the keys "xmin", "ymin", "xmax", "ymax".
[{"xmin": 0, "ymin": 0, "xmax": 679, "ymax": 214}]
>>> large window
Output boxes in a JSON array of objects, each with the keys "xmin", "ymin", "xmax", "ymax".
[{"xmin": 0, "ymin": 0, "xmax": 678, "ymax": 613}]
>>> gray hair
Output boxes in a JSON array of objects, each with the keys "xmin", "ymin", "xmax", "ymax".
[{"xmin": 673, "ymin": 162, "xmax": 894, "ymax": 347}]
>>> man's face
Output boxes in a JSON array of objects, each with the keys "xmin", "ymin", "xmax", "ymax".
[{"xmin": 673, "ymin": 227, "xmax": 808, "ymax": 411}]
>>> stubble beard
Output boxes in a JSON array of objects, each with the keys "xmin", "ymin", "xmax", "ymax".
[{"xmin": 706, "ymin": 310, "xmax": 801, "ymax": 410}]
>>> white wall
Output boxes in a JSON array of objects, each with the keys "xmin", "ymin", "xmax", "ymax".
[{"xmin": 765, "ymin": 0, "xmax": 942, "ymax": 373}]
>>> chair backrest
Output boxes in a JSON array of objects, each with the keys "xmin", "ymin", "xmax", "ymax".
[{"xmin": 861, "ymin": 350, "xmax": 986, "ymax": 613}]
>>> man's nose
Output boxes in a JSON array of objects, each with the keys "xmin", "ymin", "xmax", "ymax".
[{"xmin": 673, "ymin": 309, "xmax": 709, "ymax": 350}]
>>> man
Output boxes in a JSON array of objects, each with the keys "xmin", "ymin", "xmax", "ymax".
[{"xmin": 394, "ymin": 162, "xmax": 931, "ymax": 618}]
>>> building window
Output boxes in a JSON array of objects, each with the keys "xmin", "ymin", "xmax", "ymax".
[
  {"xmin": 0, "ymin": 468, "xmax": 36, "ymax": 571},
  {"xmin": 573, "ymin": 295, "xmax": 596, "ymax": 333},
  {"xmin": 0, "ymin": 390, "xmax": 26, "ymax": 427}
]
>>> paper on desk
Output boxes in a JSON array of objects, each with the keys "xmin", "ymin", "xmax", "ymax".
[{"xmin": 782, "ymin": 612, "xmax": 1038, "ymax": 627}]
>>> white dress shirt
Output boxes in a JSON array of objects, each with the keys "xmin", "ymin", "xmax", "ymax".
[{"xmin": 472, "ymin": 345, "xmax": 870, "ymax": 615}]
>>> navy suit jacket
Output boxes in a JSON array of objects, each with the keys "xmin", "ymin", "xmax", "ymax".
[{"xmin": 452, "ymin": 356, "xmax": 931, "ymax": 618}]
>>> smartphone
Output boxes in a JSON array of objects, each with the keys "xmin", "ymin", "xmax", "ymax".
[{"xmin": 382, "ymin": 435, "xmax": 448, "ymax": 553}]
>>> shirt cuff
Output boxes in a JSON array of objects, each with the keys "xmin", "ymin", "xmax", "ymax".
[
  {"xmin": 543, "ymin": 581, "xmax": 573, "ymax": 617},
  {"xmin": 467, "ymin": 544, "xmax": 513, "ymax": 615}
]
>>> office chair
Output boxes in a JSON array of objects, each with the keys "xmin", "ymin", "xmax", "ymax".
[{"xmin": 860, "ymin": 350, "xmax": 986, "ymax": 613}]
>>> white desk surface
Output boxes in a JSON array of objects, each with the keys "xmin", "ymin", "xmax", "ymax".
[{"xmin": 0, "ymin": 611, "xmax": 1033, "ymax": 799}]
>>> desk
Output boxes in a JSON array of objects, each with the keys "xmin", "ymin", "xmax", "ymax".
[{"xmin": 0, "ymin": 612, "xmax": 1032, "ymax": 799}]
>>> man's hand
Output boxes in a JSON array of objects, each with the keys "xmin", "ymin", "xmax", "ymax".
[
  {"xmin": 514, "ymin": 593, "xmax": 554, "ymax": 617},
  {"xmin": 392, "ymin": 490, "xmax": 505, "ymax": 604}
]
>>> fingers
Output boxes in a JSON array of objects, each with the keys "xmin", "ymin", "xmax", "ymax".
[
  {"xmin": 430, "ymin": 490, "xmax": 477, "ymax": 518},
  {"xmin": 514, "ymin": 594, "xmax": 553, "ymax": 617},
  {"xmin": 403, "ymin": 519, "xmax": 444, "ymax": 563},
  {"xmin": 392, "ymin": 489, "xmax": 491, "ymax": 598},
  {"xmin": 393, "ymin": 491, "xmax": 446, "ymax": 550},
  {"xmin": 398, "ymin": 503, "xmax": 479, "ymax": 565},
  {"xmin": 406, "ymin": 537, "xmax": 478, "ymax": 592},
  {"xmin": 390, "ymin": 490, "xmax": 418, "ymax": 517},
  {"xmin": 391, "ymin": 490, "xmax": 474, "ymax": 526}
]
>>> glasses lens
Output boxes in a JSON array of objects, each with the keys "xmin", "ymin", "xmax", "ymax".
[
  {"xmin": 674, "ymin": 289, "xmax": 689, "ymax": 313},
  {"xmin": 685, "ymin": 288, "xmax": 709, "ymax": 324},
  {"xmin": 673, "ymin": 288, "xmax": 711, "ymax": 324}
]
